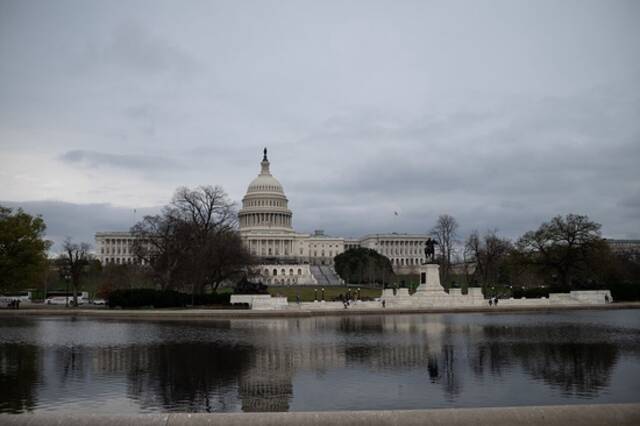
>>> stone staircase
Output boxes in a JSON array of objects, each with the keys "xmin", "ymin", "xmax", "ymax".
[
  {"xmin": 310, "ymin": 265, "xmax": 343, "ymax": 285},
  {"xmin": 320, "ymin": 265, "xmax": 343, "ymax": 285}
]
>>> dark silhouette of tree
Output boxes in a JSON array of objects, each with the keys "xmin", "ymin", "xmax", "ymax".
[
  {"xmin": 334, "ymin": 248, "xmax": 394, "ymax": 286},
  {"xmin": 517, "ymin": 214, "xmax": 603, "ymax": 290},
  {"xmin": 58, "ymin": 238, "xmax": 92, "ymax": 306},
  {"xmin": 132, "ymin": 185, "xmax": 254, "ymax": 293},
  {"xmin": 431, "ymin": 214, "xmax": 459, "ymax": 283},
  {"xmin": 464, "ymin": 229, "xmax": 512, "ymax": 288},
  {"xmin": 0, "ymin": 205, "xmax": 50, "ymax": 293}
]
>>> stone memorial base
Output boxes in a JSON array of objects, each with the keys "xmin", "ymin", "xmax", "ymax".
[
  {"xmin": 382, "ymin": 263, "xmax": 484, "ymax": 308},
  {"xmin": 233, "ymin": 265, "xmax": 613, "ymax": 311}
]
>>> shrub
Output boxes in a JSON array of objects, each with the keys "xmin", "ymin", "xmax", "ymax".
[
  {"xmin": 606, "ymin": 282, "xmax": 640, "ymax": 302},
  {"xmin": 107, "ymin": 289, "xmax": 231, "ymax": 308},
  {"xmin": 233, "ymin": 278, "xmax": 269, "ymax": 294},
  {"xmin": 192, "ymin": 292, "xmax": 231, "ymax": 305},
  {"xmin": 511, "ymin": 287, "xmax": 551, "ymax": 299}
]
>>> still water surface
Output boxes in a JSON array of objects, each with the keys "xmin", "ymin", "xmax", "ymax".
[{"xmin": 1, "ymin": 310, "xmax": 639, "ymax": 413}]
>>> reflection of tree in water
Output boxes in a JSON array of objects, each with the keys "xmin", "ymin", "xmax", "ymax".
[
  {"xmin": 513, "ymin": 342, "xmax": 618, "ymax": 397},
  {"xmin": 123, "ymin": 343, "xmax": 253, "ymax": 412},
  {"xmin": 56, "ymin": 345, "xmax": 87, "ymax": 383},
  {"xmin": 469, "ymin": 342, "xmax": 513, "ymax": 378},
  {"xmin": 338, "ymin": 316, "xmax": 384, "ymax": 334},
  {"xmin": 471, "ymin": 325, "xmax": 619, "ymax": 398},
  {"xmin": 0, "ymin": 344, "xmax": 40, "ymax": 413}
]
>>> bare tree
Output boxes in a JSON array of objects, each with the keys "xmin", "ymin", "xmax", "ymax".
[
  {"xmin": 132, "ymin": 185, "xmax": 254, "ymax": 293},
  {"xmin": 170, "ymin": 185, "xmax": 237, "ymax": 234},
  {"xmin": 517, "ymin": 214, "xmax": 602, "ymax": 290},
  {"xmin": 131, "ymin": 213, "xmax": 186, "ymax": 290},
  {"xmin": 431, "ymin": 214, "xmax": 459, "ymax": 283},
  {"xmin": 58, "ymin": 238, "xmax": 92, "ymax": 306},
  {"xmin": 464, "ymin": 229, "xmax": 512, "ymax": 288}
]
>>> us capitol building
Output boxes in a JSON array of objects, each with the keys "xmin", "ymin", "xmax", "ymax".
[{"xmin": 96, "ymin": 149, "xmax": 431, "ymax": 285}]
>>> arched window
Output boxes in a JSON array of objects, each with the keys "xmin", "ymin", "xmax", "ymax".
[
  {"xmin": 281, "ymin": 269, "xmax": 285, "ymax": 276},
  {"xmin": 273, "ymin": 269, "xmax": 277, "ymax": 276},
  {"xmin": 298, "ymin": 269, "xmax": 302, "ymax": 275},
  {"xmin": 289, "ymin": 269, "xmax": 294, "ymax": 275}
]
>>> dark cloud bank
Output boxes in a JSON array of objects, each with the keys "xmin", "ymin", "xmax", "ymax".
[{"xmin": 2, "ymin": 201, "xmax": 159, "ymax": 253}]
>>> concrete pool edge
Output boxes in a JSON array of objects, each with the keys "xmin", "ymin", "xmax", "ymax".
[
  {"xmin": 0, "ymin": 302, "xmax": 638, "ymax": 320},
  {"xmin": 1, "ymin": 403, "xmax": 639, "ymax": 425}
]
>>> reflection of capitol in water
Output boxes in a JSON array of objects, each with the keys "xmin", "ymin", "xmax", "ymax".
[{"xmin": 0, "ymin": 313, "xmax": 636, "ymax": 414}]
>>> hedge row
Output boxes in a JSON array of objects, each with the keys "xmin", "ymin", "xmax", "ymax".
[
  {"xmin": 606, "ymin": 282, "xmax": 640, "ymax": 302},
  {"xmin": 510, "ymin": 283, "xmax": 640, "ymax": 301},
  {"xmin": 510, "ymin": 287, "xmax": 551, "ymax": 299},
  {"xmin": 107, "ymin": 289, "xmax": 231, "ymax": 309}
]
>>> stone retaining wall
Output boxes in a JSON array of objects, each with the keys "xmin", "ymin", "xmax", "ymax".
[{"xmin": 1, "ymin": 403, "xmax": 639, "ymax": 426}]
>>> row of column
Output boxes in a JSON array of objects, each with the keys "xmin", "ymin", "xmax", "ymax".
[
  {"xmin": 241, "ymin": 213, "xmax": 291, "ymax": 228},
  {"xmin": 250, "ymin": 239, "xmax": 294, "ymax": 256}
]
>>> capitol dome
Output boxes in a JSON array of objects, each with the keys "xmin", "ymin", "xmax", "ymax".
[{"xmin": 238, "ymin": 148, "xmax": 293, "ymax": 232}]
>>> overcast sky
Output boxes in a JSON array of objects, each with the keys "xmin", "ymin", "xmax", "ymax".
[{"xmin": 1, "ymin": 0, "xmax": 639, "ymax": 252}]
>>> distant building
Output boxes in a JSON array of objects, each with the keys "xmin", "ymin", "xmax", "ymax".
[
  {"xmin": 95, "ymin": 231, "xmax": 144, "ymax": 266},
  {"xmin": 606, "ymin": 239, "xmax": 640, "ymax": 259},
  {"xmin": 95, "ymin": 149, "xmax": 432, "ymax": 283}
]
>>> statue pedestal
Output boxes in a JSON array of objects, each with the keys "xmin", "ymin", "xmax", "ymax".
[{"xmin": 415, "ymin": 264, "xmax": 446, "ymax": 295}]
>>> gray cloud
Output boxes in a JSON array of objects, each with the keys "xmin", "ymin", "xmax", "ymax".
[
  {"xmin": 1, "ymin": 201, "xmax": 160, "ymax": 254},
  {"xmin": 59, "ymin": 150, "xmax": 182, "ymax": 171}
]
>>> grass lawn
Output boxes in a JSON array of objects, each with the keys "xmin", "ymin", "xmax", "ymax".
[{"xmin": 268, "ymin": 286, "xmax": 382, "ymax": 302}]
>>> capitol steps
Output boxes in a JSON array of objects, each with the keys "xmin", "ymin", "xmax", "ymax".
[
  {"xmin": 310, "ymin": 265, "xmax": 343, "ymax": 285},
  {"xmin": 319, "ymin": 265, "xmax": 343, "ymax": 285}
]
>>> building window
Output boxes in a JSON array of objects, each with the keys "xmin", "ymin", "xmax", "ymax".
[{"xmin": 273, "ymin": 269, "xmax": 277, "ymax": 276}]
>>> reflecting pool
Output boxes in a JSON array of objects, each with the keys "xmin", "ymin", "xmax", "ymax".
[{"xmin": 1, "ymin": 309, "xmax": 639, "ymax": 413}]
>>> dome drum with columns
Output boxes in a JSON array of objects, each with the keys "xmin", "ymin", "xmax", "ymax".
[
  {"xmin": 238, "ymin": 148, "xmax": 293, "ymax": 232},
  {"xmin": 239, "ymin": 148, "xmax": 307, "ymax": 267}
]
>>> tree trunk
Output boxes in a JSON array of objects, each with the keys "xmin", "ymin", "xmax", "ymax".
[{"xmin": 72, "ymin": 281, "xmax": 78, "ymax": 307}]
